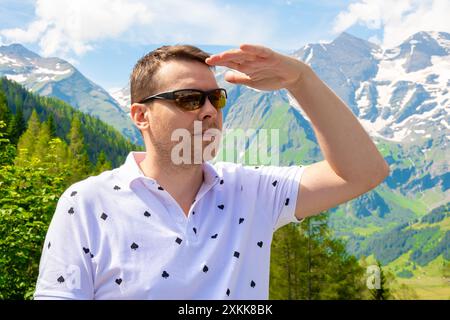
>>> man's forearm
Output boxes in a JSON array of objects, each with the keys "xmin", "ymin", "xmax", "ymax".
[{"xmin": 286, "ymin": 62, "xmax": 389, "ymax": 185}]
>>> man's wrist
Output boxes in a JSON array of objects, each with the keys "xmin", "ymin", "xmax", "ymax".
[{"xmin": 285, "ymin": 60, "xmax": 312, "ymax": 94}]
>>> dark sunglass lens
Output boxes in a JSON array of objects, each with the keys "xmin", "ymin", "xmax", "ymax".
[
  {"xmin": 174, "ymin": 91, "xmax": 203, "ymax": 110},
  {"xmin": 208, "ymin": 90, "xmax": 227, "ymax": 109}
]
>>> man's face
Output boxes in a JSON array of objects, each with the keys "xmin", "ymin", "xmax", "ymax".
[{"xmin": 137, "ymin": 59, "xmax": 223, "ymax": 164}]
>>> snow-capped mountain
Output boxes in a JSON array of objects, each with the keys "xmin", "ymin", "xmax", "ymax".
[
  {"xmin": 109, "ymin": 84, "xmax": 131, "ymax": 110},
  {"xmin": 0, "ymin": 44, "xmax": 142, "ymax": 145},
  {"xmin": 0, "ymin": 44, "xmax": 74, "ymax": 89},
  {"xmin": 293, "ymin": 31, "xmax": 450, "ymax": 144}
]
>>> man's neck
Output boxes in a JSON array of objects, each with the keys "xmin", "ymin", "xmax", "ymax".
[{"xmin": 138, "ymin": 152, "xmax": 204, "ymax": 211}]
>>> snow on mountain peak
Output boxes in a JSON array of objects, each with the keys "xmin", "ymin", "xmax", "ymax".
[
  {"xmin": 0, "ymin": 44, "xmax": 75, "ymax": 85},
  {"xmin": 109, "ymin": 85, "xmax": 130, "ymax": 109},
  {"xmin": 291, "ymin": 31, "xmax": 449, "ymax": 143}
]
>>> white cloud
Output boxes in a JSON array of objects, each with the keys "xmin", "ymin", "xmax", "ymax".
[
  {"xmin": 1, "ymin": 0, "xmax": 153, "ymax": 56},
  {"xmin": 0, "ymin": 0, "xmax": 275, "ymax": 57},
  {"xmin": 333, "ymin": 0, "xmax": 450, "ymax": 48}
]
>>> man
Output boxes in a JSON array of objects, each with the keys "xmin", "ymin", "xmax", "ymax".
[{"xmin": 34, "ymin": 44, "xmax": 389, "ymax": 300}]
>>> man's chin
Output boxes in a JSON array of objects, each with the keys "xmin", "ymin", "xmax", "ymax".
[{"xmin": 169, "ymin": 135, "xmax": 220, "ymax": 165}]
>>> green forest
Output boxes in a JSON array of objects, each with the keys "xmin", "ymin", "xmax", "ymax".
[{"xmin": 0, "ymin": 77, "xmax": 413, "ymax": 300}]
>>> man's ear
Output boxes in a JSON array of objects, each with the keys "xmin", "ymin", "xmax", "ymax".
[{"xmin": 130, "ymin": 103, "xmax": 150, "ymax": 131}]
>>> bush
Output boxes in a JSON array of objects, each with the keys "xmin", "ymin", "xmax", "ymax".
[{"xmin": 0, "ymin": 158, "xmax": 70, "ymax": 299}]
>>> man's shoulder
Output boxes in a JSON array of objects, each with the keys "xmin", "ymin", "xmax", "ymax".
[
  {"xmin": 60, "ymin": 167, "xmax": 121, "ymax": 202},
  {"xmin": 210, "ymin": 161, "xmax": 248, "ymax": 175}
]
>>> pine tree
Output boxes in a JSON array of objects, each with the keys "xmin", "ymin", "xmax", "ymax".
[
  {"xmin": 13, "ymin": 93, "xmax": 23, "ymax": 112},
  {"xmin": 43, "ymin": 137, "xmax": 70, "ymax": 175},
  {"xmin": 46, "ymin": 113, "xmax": 57, "ymax": 138},
  {"xmin": 370, "ymin": 260, "xmax": 392, "ymax": 300},
  {"xmin": 270, "ymin": 213, "xmax": 367, "ymax": 300},
  {"xmin": 94, "ymin": 150, "xmax": 112, "ymax": 174},
  {"xmin": 67, "ymin": 115, "xmax": 91, "ymax": 183},
  {"xmin": 0, "ymin": 121, "xmax": 16, "ymax": 165},
  {"xmin": 270, "ymin": 223, "xmax": 307, "ymax": 299},
  {"xmin": 0, "ymin": 90, "xmax": 11, "ymax": 136},
  {"xmin": 7, "ymin": 104, "xmax": 26, "ymax": 144},
  {"xmin": 15, "ymin": 110, "xmax": 41, "ymax": 167},
  {"xmin": 35, "ymin": 120, "xmax": 51, "ymax": 161}
]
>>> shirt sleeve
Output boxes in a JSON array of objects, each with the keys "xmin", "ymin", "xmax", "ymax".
[
  {"xmin": 34, "ymin": 191, "xmax": 95, "ymax": 300},
  {"xmin": 243, "ymin": 164, "xmax": 308, "ymax": 232}
]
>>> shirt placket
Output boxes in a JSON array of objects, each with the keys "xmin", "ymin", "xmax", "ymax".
[{"xmin": 143, "ymin": 176, "xmax": 220, "ymax": 242}]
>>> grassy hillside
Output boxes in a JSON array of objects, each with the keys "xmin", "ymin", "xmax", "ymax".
[{"xmin": 360, "ymin": 203, "xmax": 449, "ymax": 299}]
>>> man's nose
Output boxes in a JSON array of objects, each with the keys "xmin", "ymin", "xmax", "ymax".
[{"xmin": 198, "ymin": 96, "xmax": 218, "ymax": 120}]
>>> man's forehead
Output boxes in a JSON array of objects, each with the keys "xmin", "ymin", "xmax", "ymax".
[{"xmin": 156, "ymin": 60, "xmax": 217, "ymax": 90}]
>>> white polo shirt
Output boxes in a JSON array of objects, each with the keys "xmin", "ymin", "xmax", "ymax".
[{"xmin": 34, "ymin": 151, "xmax": 306, "ymax": 300}]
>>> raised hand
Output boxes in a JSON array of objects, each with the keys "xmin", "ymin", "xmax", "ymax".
[{"xmin": 205, "ymin": 43, "xmax": 308, "ymax": 91}]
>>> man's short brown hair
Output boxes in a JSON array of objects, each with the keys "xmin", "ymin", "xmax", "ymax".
[{"xmin": 130, "ymin": 44, "xmax": 214, "ymax": 105}]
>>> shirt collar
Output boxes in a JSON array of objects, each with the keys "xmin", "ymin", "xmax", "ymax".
[{"xmin": 116, "ymin": 151, "xmax": 221, "ymax": 189}]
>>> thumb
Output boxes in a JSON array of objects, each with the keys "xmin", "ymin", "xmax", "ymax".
[{"xmin": 224, "ymin": 70, "xmax": 251, "ymax": 84}]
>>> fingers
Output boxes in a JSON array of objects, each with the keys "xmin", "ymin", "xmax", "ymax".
[
  {"xmin": 206, "ymin": 56, "xmax": 267, "ymax": 70},
  {"xmin": 206, "ymin": 46, "xmax": 269, "ymax": 65},
  {"xmin": 204, "ymin": 44, "xmax": 274, "ymax": 84},
  {"xmin": 224, "ymin": 70, "xmax": 252, "ymax": 84},
  {"xmin": 224, "ymin": 61, "xmax": 241, "ymax": 70},
  {"xmin": 208, "ymin": 60, "xmax": 268, "ymax": 78},
  {"xmin": 239, "ymin": 44, "xmax": 273, "ymax": 58},
  {"xmin": 206, "ymin": 50, "xmax": 249, "ymax": 64}
]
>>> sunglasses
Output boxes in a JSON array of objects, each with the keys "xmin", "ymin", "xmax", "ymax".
[{"xmin": 138, "ymin": 88, "xmax": 227, "ymax": 111}]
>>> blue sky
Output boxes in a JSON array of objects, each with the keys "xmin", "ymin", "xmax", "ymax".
[{"xmin": 1, "ymin": 0, "xmax": 449, "ymax": 90}]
